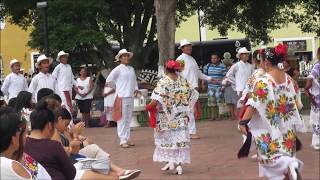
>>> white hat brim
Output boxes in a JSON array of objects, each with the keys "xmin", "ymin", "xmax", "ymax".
[
  {"xmin": 114, "ymin": 52, "xmax": 133, "ymax": 62},
  {"xmin": 56, "ymin": 53, "xmax": 69, "ymax": 61},
  {"xmin": 36, "ymin": 58, "xmax": 53, "ymax": 68},
  {"xmin": 178, "ymin": 42, "xmax": 192, "ymax": 49},
  {"xmin": 9, "ymin": 60, "xmax": 20, "ymax": 68},
  {"xmin": 236, "ymin": 51, "xmax": 251, "ymax": 58}
]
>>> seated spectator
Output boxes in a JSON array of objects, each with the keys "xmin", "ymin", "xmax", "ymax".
[
  {"xmin": 282, "ymin": 60, "xmax": 299, "ymax": 80},
  {"xmin": 51, "ymin": 107, "xmax": 141, "ymax": 179},
  {"xmin": 37, "ymin": 88, "xmax": 54, "ymax": 102},
  {"xmin": 7, "ymin": 97, "xmax": 17, "ymax": 107},
  {"xmin": 0, "ymin": 91, "xmax": 6, "ymax": 107},
  {"xmin": 24, "ymin": 100, "xmax": 121, "ymax": 180},
  {"xmin": 15, "ymin": 91, "xmax": 33, "ymax": 131},
  {"xmin": 0, "ymin": 107, "xmax": 51, "ymax": 180}
]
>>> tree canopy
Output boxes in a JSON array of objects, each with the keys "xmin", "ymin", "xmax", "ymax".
[
  {"xmin": 2, "ymin": 0, "xmax": 196, "ymax": 68},
  {"xmin": 198, "ymin": 0, "xmax": 303, "ymax": 45},
  {"xmin": 1, "ymin": 0, "xmax": 318, "ymax": 68}
]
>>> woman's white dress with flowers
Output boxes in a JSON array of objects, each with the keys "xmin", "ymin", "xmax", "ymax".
[
  {"xmin": 151, "ymin": 75, "xmax": 198, "ymax": 164},
  {"xmin": 308, "ymin": 61, "xmax": 320, "ymax": 149},
  {"xmin": 246, "ymin": 73, "xmax": 305, "ymax": 179}
]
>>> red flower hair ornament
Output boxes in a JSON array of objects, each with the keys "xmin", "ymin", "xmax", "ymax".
[
  {"xmin": 166, "ymin": 59, "xmax": 180, "ymax": 70},
  {"xmin": 275, "ymin": 44, "xmax": 288, "ymax": 61}
]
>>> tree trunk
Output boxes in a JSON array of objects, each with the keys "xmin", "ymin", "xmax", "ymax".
[{"xmin": 154, "ymin": 0, "xmax": 177, "ymax": 76}]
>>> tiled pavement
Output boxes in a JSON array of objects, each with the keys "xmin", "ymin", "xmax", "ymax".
[{"xmin": 83, "ymin": 120, "xmax": 320, "ymax": 180}]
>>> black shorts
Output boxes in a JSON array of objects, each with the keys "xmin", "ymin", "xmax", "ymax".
[{"xmin": 76, "ymin": 99, "xmax": 93, "ymax": 113}]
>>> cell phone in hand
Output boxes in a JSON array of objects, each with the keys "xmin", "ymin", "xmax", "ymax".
[{"xmin": 73, "ymin": 118, "xmax": 81, "ymax": 125}]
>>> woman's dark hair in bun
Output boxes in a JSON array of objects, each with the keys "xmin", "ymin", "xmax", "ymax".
[{"xmin": 30, "ymin": 100, "xmax": 55, "ymax": 130}]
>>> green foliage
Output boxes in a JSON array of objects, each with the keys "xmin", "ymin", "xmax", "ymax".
[
  {"xmin": 2, "ymin": 0, "xmax": 318, "ymax": 67},
  {"xmin": 2, "ymin": 0, "xmax": 195, "ymax": 69},
  {"xmin": 199, "ymin": 0, "xmax": 301, "ymax": 45},
  {"xmin": 292, "ymin": 0, "xmax": 320, "ymax": 36}
]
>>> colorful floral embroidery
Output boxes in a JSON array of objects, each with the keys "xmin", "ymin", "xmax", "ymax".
[
  {"xmin": 282, "ymin": 130, "xmax": 296, "ymax": 155},
  {"xmin": 22, "ymin": 153, "xmax": 38, "ymax": 179},
  {"xmin": 265, "ymin": 94, "xmax": 297, "ymax": 127},
  {"xmin": 313, "ymin": 124, "xmax": 320, "ymax": 136},
  {"xmin": 265, "ymin": 101, "xmax": 280, "ymax": 127},
  {"xmin": 278, "ymin": 94, "xmax": 296, "ymax": 122},
  {"xmin": 252, "ymin": 80, "xmax": 268, "ymax": 102},
  {"xmin": 256, "ymin": 133, "xmax": 280, "ymax": 159}
]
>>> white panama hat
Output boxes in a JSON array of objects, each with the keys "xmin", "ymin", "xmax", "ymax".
[
  {"xmin": 114, "ymin": 49, "xmax": 133, "ymax": 62},
  {"xmin": 178, "ymin": 39, "xmax": 192, "ymax": 49},
  {"xmin": 236, "ymin": 47, "xmax": 251, "ymax": 58},
  {"xmin": 9, "ymin": 59, "xmax": 20, "ymax": 68},
  {"xmin": 56, "ymin": 50, "xmax": 69, "ymax": 61},
  {"xmin": 36, "ymin": 54, "xmax": 52, "ymax": 68}
]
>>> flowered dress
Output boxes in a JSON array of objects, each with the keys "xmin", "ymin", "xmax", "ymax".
[
  {"xmin": 246, "ymin": 73, "xmax": 305, "ymax": 179},
  {"xmin": 308, "ymin": 61, "xmax": 320, "ymax": 148},
  {"xmin": 151, "ymin": 75, "xmax": 199, "ymax": 164}
]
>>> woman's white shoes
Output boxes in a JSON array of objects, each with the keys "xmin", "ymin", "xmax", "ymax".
[
  {"xmin": 175, "ymin": 165, "xmax": 183, "ymax": 175},
  {"xmin": 161, "ymin": 162, "xmax": 182, "ymax": 175},
  {"xmin": 161, "ymin": 162, "xmax": 175, "ymax": 171}
]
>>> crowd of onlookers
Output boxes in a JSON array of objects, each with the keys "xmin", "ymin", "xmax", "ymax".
[
  {"xmin": 0, "ymin": 51, "xmax": 141, "ymax": 179},
  {"xmin": 0, "ymin": 88, "xmax": 141, "ymax": 180}
]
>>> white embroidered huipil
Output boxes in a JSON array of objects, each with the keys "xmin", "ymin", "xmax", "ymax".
[
  {"xmin": 176, "ymin": 53, "xmax": 211, "ymax": 88},
  {"xmin": 246, "ymin": 74, "xmax": 304, "ymax": 179},
  {"xmin": 1, "ymin": 72, "xmax": 28, "ymax": 99},
  {"xmin": 226, "ymin": 60, "xmax": 254, "ymax": 95},
  {"xmin": 52, "ymin": 63, "xmax": 77, "ymax": 91},
  {"xmin": 105, "ymin": 64, "xmax": 138, "ymax": 98},
  {"xmin": 105, "ymin": 64, "xmax": 138, "ymax": 145},
  {"xmin": 28, "ymin": 72, "xmax": 56, "ymax": 102}
]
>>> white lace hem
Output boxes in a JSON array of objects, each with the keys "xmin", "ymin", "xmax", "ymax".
[
  {"xmin": 153, "ymin": 147, "xmax": 190, "ymax": 164},
  {"xmin": 259, "ymin": 156, "xmax": 303, "ymax": 179}
]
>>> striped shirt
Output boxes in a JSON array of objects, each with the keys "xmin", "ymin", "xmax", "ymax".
[{"xmin": 203, "ymin": 63, "xmax": 226, "ymax": 89}]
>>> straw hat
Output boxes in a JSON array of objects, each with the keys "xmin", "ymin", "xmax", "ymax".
[
  {"xmin": 236, "ymin": 47, "xmax": 251, "ymax": 58},
  {"xmin": 114, "ymin": 49, "xmax": 133, "ymax": 62},
  {"xmin": 9, "ymin": 59, "xmax": 20, "ymax": 68},
  {"xmin": 56, "ymin": 50, "xmax": 69, "ymax": 61},
  {"xmin": 36, "ymin": 54, "xmax": 52, "ymax": 68},
  {"xmin": 178, "ymin": 39, "xmax": 192, "ymax": 49},
  {"xmin": 221, "ymin": 52, "xmax": 234, "ymax": 65}
]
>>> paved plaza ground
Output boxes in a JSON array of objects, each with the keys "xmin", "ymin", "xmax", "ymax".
[{"xmin": 83, "ymin": 120, "xmax": 320, "ymax": 180}]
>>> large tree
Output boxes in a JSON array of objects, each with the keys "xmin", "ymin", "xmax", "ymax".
[
  {"xmin": 199, "ymin": 0, "xmax": 300, "ymax": 45},
  {"xmin": 2, "ymin": 0, "xmax": 195, "ymax": 69},
  {"xmin": 292, "ymin": 0, "xmax": 320, "ymax": 36}
]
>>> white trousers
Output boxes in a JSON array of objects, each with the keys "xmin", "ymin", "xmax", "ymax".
[
  {"xmin": 59, "ymin": 90, "xmax": 73, "ymax": 113},
  {"xmin": 188, "ymin": 112, "xmax": 197, "ymax": 135},
  {"xmin": 310, "ymin": 108, "xmax": 320, "ymax": 149},
  {"xmin": 117, "ymin": 97, "xmax": 134, "ymax": 145}
]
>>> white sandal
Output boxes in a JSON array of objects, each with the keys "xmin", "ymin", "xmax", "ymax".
[
  {"xmin": 119, "ymin": 169, "xmax": 141, "ymax": 180},
  {"xmin": 161, "ymin": 162, "xmax": 175, "ymax": 171},
  {"xmin": 176, "ymin": 165, "xmax": 183, "ymax": 175}
]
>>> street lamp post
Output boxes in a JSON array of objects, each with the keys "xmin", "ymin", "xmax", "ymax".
[{"xmin": 37, "ymin": 1, "xmax": 49, "ymax": 56}]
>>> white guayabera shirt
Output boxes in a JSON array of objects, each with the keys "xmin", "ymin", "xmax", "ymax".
[
  {"xmin": 176, "ymin": 53, "xmax": 211, "ymax": 88},
  {"xmin": 1, "ymin": 72, "xmax": 28, "ymax": 100}
]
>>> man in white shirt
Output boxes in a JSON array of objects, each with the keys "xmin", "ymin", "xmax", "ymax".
[
  {"xmin": 105, "ymin": 49, "xmax": 139, "ymax": 148},
  {"xmin": 226, "ymin": 47, "xmax": 254, "ymax": 100},
  {"xmin": 52, "ymin": 50, "xmax": 77, "ymax": 114},
  {"xmin": 28, "ymin": 54, "xmax": 56, "ymax": 102},
  {"xmin": 176, "ymin": 39, "xmax": 214, "ymax": 139},
  {"xmin": 1, "ymin": 59, "xmax": 28, "ymax": 100}
]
